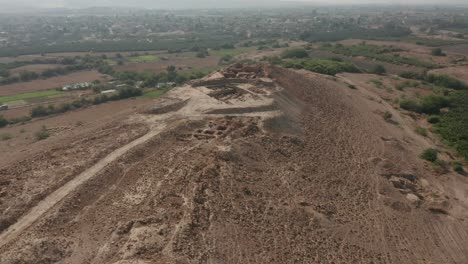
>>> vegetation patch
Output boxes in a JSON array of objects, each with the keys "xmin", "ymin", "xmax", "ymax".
[
  {"xmin": 322, "ymin": 43, "xmax": 437, "ymax": 68},
  {"xmin": 420, "ymin": 148, "xmax": 438, "ymax": 162},
  {"xmin": 282, "ymin": 58, "xmax": 360, "ymax": 76},
  {"xmin": 128, "ymin": 55, "xmax": 157, "ymax": 63},
  {"xmin": 399, "ymin": 95, "xmax": 449, "ymax": 114},
  {"xmin": 415, "ymin": 127, "xmax": 428, "ymax": 137},
  {"xmin": 0, "ymin": 90, "xmax": 63, "ymax": 104},
  {"xmin": 399, "ymin": 72, "xmax": 468, "ymax": 90},
  {"xmin": 0, "ymin": 115, "xmax": 7, "ymax": 128},
  {"xmin": 281, "ymin": 48, "xmax": 309, "ymax": 59},
  {"xmin": 396, "ymin": 80, "xmax": 419, "ymax": 91},
  {"xmin": 435, "ymin": 90, "xmax": 468, "ymax": 160},
  {"xmin": 34, "ymin": 126, "xmax": 50, "ymax": 141},
  {"xmin": 0, "ymin": 133, "xmax": 12, "ymax": 141}
]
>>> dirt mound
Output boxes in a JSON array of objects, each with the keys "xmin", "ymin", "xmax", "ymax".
[{"xmin": 1, "ymin": 64, "xmax": 468, "ymax": 263}]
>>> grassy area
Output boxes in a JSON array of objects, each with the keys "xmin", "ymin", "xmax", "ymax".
[
  {"xmin": 435, "ymin": 90, "xmax": 468, "ymax": 160},
  {"xmin": 142, "ymin": 87, "xmax": 173, "ymax": 99},
  {"xmin": 210, "ymin": 47, "xmax": 255, "ymax": 57},
  {"xmin": 180, "ymin": 67, "xmax": 217, "ymax": 79},
  {"xmin": 371, "ymin": 36, "xmax": 468, "ymax": 47},
  {"xmin": 0, "ymin": 90, "xmax": 63, "ymax": 104},
  {"xmin": 128, "ymin": 55, "xmax": 157, "ymax": 63},
  {"xmin": 322, "ymin": 43, "xmax": 437, "ymax": 68}
]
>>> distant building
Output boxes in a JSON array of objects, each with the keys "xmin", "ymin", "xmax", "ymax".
[
  {"xmin": 101, "ymin": 89, "xmax": 117, "ymax": 95},
  {"xmin": 62, "ymin": 82, "xmax": 91, "ymax": 91}
]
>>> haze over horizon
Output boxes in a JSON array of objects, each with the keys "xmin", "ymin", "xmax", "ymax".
[{"xmin": 1, "ymin": 0, "xmax": 468, "ymax": 10}]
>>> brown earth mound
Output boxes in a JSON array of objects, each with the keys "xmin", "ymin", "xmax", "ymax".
[{"xmin": 0, "ymin": 64, "xmax": 467, "ymax": 263}]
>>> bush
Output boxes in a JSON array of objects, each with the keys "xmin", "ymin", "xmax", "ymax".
[
  {"xmin": 419, "ymin": 95, "xmax": 449, "ymax": 114},
  {"xmin": 0, "ymin": 133, "xmax": 12, "ymax": 141},
  {"xmin": 399, "ymin": 71, "xmax": 425, "ymax": 80},
  {"xmin": 415, "ymin": 127, "xmax": 428, "ymax": 137},
  {"xmin": 425, "ymin": 74, "xmax": 468, "ymax": 90},
  {"xmin": 427, "ymin": 115, "xmax": 440, "ymax": 124},
  {"xmin": 31, "ymin": 105, "xmax": 50, "ymax": 117},
  {"xmin": 452, "ymin": 161, "xmax": 465, "ymax": 174},
  {"xmin": 7, "ymin": 116, "xmax": 31, "ymax": 125},
  {"xmin": 281, "ymin": 48, "xmax": 309, "ymax": 59},
  {"xmin": 433, "ymin": 159, "xmax": 448, "ymax": 174},
  {"xmin": 420, "ymin": 148, "xmax": 438, "ymax": 162},
  {"xmin": 0, "ymin": 115, "xmax": 7, "ymax": 128},
  {"xmin": 383, "ymin": 111, "xmax": 392, "ymax": 120},
  {"xmin": 396, "ymin": 80, "xmax": 419, "ymax": 91},
  {"xmin": 371, "ymin": 64, "xmax": 386, "ymax": 75},
  {"xmin": 35, "ymin": 126, "xmax": 49, "ymax": 141},
  {"xmin": 399, "ymin": 99, "xmax": 421, "ymax": 112},
  {"xmin": 431, "ymin": 48, "xmax": 445, "ymax": 56}
]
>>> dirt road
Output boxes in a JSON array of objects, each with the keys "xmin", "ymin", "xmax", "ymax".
[{"xmin": 0, "ymin": 122, "xmax": 170, "ymax": 248}]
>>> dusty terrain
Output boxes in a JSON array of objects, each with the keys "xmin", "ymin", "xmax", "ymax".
[
  {"xmin": 429, "ymin": 65, "xmax": 468, "ymax": 83},
  {"xmin": 0, "ymin": 63, "xmax": 467, "ymax": 263}
]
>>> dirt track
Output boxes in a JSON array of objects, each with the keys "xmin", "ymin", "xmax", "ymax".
[
  {"xmin": 0, "ymin": 122, "xmax": 169, "ymax": 249},
  {"xmin": 0, "ymin": 64, "xmax": 468, "ymax": 263}
]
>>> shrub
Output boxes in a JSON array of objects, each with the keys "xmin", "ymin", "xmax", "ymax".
[
  {"xmin": 433, "ymin": 159, "xmax": 448, "ymax": 174},
  {"xmin": 396, "ymin": 80, "xmax": 419, "ymax": 91},
  {"xmin": 419, "ymin": 95, "xmax": 449, "ymax": 114},
  {"xmin": 371, "ymin": 64, "xmax": 386, "ymax": 75},
  {"xmin": 425, "ymin": 74, "xmax": 468, "ymax": 90},
  {"xmin": 452, "ymin": 161, "xmax": 465, "ymax": 174},
  {"xmin": 370, "ymin": 79, "xmax": 384, "ymax": 88},
  {"xmin": 431, "ymin": 48, "xmax": 445, "ymax": 56},
  {"xmin": 420, "ymin": 148, "xmax": 438, "ymax": 162},
  {"xmin": 0, "ymin": 133, "xmax": 12, "ymax": 141},
  {"xmin": 0, "ymin": 115, "xmax": 7, "ymax": 128},
  {"xmin": 35, "ymin": 126, "xmax": 49, "ymax": 141},
  {"xmin": 415, "ymin": 127, "xmax": 428, "ymax": 136},
  {"xmin": 427, "ymin": 115, "xmax": 440, "ymax": 124},
  {"xmin": 399, "ymin": 99, "xmax": 421, "ymax": 112},
  {"xmin": 383, "ymin": 111, "xmax": 393, "ymax": 121},
  {"xmin": 7, "ymin": 116, "xmax": 31, "ymax": 125},
  {"xmin": 399, "ymin": 71, "xmax": 425, "ymax": 80},
  {"xmin": 31, "ymin": 105, "xmax": 50, "ymax": 117},
  {"xmin": 281, "ymin": 48, "xmax": 309, "ymax": 59}
]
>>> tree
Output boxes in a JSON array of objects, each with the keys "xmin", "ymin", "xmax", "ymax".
[
  {"xmin": 431, "ymin": 48, "xmax": 445, "ymax": 56},
  {"xmin": 0, "ymin": 115, "xmax": 7, "ymax": 128}
]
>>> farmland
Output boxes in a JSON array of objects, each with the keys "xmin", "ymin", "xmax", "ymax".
[{"xmin": 0, "ymin": 70, "xmax": 108, "ymax": 96}]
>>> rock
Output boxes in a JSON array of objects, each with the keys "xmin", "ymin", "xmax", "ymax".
[
  {"xmin": 406, "ymin": 193, "xmax": 420, "ymax": 202},
  {"xmin": 389, "ymin": 176, "xmax": 405, "ymax": 189},
  {"xmin": 420, "ymin": 179, "xmax": 430, "ymax": 188}
]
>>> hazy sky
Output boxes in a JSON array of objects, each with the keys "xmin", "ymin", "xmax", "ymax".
[{"xmin": 1, "ymin": 0, "xmax": 467, "ymax": 9}]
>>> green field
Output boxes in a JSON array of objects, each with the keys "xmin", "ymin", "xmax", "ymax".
[
  {"xmin": 210, "ymin": 47, "xmax": 255, "ymax": 57},
  {"xmin": 142, "ymin": 88, "xmax": 172, "ymax": 99},
  {"xmin": 128, "ymin": 55, "xmax": 157, "ymax": 63},
  {"xmin": 0, "ymin": 90, "xmax": 63, "ymax": 104}
]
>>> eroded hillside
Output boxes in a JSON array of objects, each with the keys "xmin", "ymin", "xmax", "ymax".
[{"xmin": 1, "ymin": 64, "xmax": 467, "ymax": 264}]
